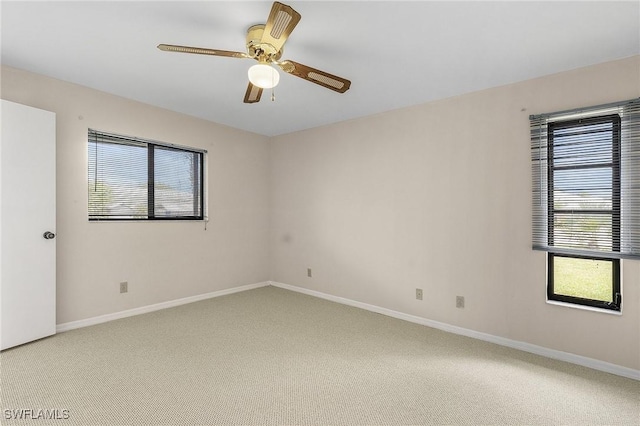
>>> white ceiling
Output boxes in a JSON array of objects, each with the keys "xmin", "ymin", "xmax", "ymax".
[{"xmin": 2, "ymin": 1, "xmax": 639, "ymax": 136}]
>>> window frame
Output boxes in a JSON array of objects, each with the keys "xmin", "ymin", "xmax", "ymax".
[
  {"xmin": 88, "ymin": 130, "xmax": 206, "ymax": 221},
  {"xmin": 546, "ymin": 115, "xmax": 622, "ymax": 311},
  {"xmin": 547, "ymin": 253, "xmax": 621, "ymax": 311}
]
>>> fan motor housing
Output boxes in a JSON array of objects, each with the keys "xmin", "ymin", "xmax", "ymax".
[{"xmin": 246, "ymin": 24, "xmax": 282, "ymax": 61}]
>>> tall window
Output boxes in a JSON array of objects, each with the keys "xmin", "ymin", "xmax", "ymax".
[
  {"xmin": 531, "ymin": 99, "xmax": 640, "ymax": 311},
  {"xmin": 88, "ymin": 129, "xmax": 205, "ymax": 220}
]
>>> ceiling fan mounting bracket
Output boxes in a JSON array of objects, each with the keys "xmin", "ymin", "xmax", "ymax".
[{"xmin": 246, "ymin": 24, "xmax": 282, "ymax": 62}]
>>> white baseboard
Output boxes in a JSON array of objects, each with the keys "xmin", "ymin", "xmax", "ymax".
[
  {"xmin": 269, "ymin": 281, "xmax": 640, "ymax": 381},
  {"xmin": 56, "ymin": 281, "xmax": 270, "ymax": 333}
]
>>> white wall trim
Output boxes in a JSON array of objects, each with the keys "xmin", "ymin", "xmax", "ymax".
[
  {"xmin": 56, "ymin": 281, "xmax": 270, "ymax": 333},
  {"xmin": 269, "ymin": 281, "xmax": 640, "ymax": 381}
]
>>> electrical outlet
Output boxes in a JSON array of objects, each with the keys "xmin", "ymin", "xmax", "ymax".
[
  {"xmin": 456, "ymin": 296, "xmax": 465, "ymax": 308},
  {"xmin": 120, "ymin": 281, "xmax": 128, "ymax": 294},
  {"xmin": 415, "ymin": 288, "xmax": 423, "ymax": 300},
  {"xmin": 307, "ymin": 268, "xmax": 312, "ymax": 278}
]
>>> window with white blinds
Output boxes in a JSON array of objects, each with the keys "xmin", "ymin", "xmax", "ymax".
[
  {"xmin": 531, "ymin": 98, "xmax": 640, "ymax": 260},
  {"xmin": 530, "ymin": 98, "xmax": 640, "ymax": 311},
  {"xmin": 88, "ymin": 129, "xmax": 205, "ymax": 220}
]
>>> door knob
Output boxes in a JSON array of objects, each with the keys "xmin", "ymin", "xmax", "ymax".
[{"xmin": 43, "ymin": 231, "xmax": 56, "ymax": 240}]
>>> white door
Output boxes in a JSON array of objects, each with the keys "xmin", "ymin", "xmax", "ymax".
[{"xmin": 1, "ymin": 99, "xmax": 56, "ymax": 350}]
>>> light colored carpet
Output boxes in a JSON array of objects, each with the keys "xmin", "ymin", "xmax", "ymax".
[{"xmin": 1, "ymin": 286, "xmax": 638, "ymax": 425}]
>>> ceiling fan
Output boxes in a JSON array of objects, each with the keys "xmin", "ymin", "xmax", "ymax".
[{"xmin": 158, "ymin": 1, "xmax": 351, "ymax": 103}]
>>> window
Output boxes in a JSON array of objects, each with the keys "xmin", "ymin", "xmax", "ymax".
[
  {"xmin": 88, "ymin": 129, "xmax": 205, "ymax": 220},
  {"xmin": 531, "ymin": 99, "xmax": 640, "ymax": 311}
]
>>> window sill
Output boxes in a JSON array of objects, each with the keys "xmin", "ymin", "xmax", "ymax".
[{"xmin": 546, "ymin": 300, "xmax": 622, "ymax": 316}]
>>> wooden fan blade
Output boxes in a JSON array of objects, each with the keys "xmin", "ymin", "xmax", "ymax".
[
  {"xmin": 244, "ymin": 82, "xmax": 263, "ymax": 104},
  {"xmin": 260, "ymin": 2, "xmax": 301, "ymax": 52},
  {"xmin": 158, "ymin": 44, "xmax": 249, "ymax": 59},
  {"xmin": 278, "ymin": 60, "xmax": 351, "ymax": 93}
]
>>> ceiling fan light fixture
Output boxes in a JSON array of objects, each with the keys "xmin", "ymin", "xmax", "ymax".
[
  {"xmin": 159, "ymin": 2, "xmax": 350, "ymax": 104},
  {"xmin": 248, "ymin": 63, "xmax": 280, "ymax": 89}
]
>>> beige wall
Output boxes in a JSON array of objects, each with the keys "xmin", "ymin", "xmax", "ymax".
[
  {"xmin": 1, "ymin": 66, "xmax": 270, "ymax": 324},
  {"xmin": 3, "ymin": 56, "xmax": 639, "ymax": 371},
  {"xmin": 269, "ymin": 56, "xmax": 640, "ymax": 370}
]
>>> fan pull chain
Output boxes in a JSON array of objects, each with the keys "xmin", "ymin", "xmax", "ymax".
[{"xmin": 271, "ymin": 72, "xmax": 275, "ymax": 101}]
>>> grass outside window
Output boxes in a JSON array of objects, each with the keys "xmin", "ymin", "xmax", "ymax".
[
  {"xmin": 552, "ymin": 256, "xmax": 613, "ymax": 302},
  {"xmin": 548, "ymin": 254, "xmax": 620, "ymax": 310}
]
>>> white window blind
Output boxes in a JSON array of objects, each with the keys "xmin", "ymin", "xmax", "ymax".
[
  {"xmin": 88, "ymin": 129, "xmax": 205, "ymax": 220},
  {"xmin": 530, "ymin": 98, "xmax": 640, "ymax": 259}
]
